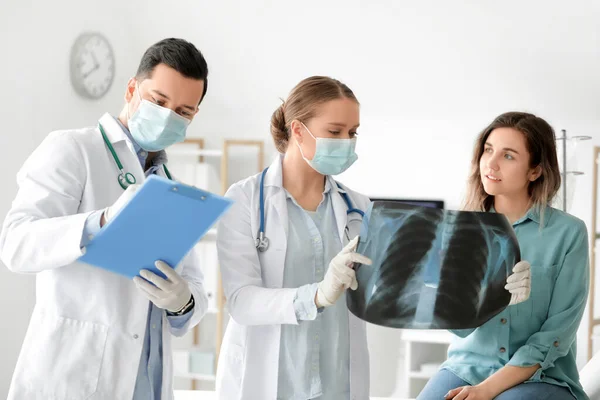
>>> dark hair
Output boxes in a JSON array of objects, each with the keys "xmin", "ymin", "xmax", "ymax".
[
  {"xmin": 136, "ymin": 38, "xmax": 209, "ymax": 102},
  {"xmin": 270, "ymin": 76, "xmax": 359, "ymax": 153},
  {"xmin": 464, "ymin": 111, "xmax": 561, "ymax": 216}
]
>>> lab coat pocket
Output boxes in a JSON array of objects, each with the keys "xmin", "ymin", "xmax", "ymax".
[
  {"xmin": 228, "ymin": 342, "xmax": 245, "ymax": 365},
  {"xmin": 13, "ymin": 310, "xmax": 108, "ymax": 400}
]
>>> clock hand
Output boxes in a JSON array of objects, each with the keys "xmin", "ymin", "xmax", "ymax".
[
  {"xmin": 82, "ymin": 64, "xmax": 99, "ymax": 79},
  {"xmin": 90, "ymin": 52, "xmax": 100, "ymax": 68}
]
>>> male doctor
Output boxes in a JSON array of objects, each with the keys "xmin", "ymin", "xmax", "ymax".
[{"xmin": 0, "ymin": 38, "xmax": 209, "ymax": 400}]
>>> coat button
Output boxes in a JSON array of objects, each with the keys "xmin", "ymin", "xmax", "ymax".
[
  {"xmin": 501, "ymin": 318, "xmax": 507, "ymax": 324},
  {"xmin": 554, "ymin": 341, "xmax": 559, "ymax": 347},
  {"xmin": 499, "ymin": 347, "xmax": 506, "ymax": 353},
  {"xmin": 133, "ymin": 334, "xmax": 139, "ymax": 339}
]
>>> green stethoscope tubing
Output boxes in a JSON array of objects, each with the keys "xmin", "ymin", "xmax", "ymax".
[{"xmin": 99, "ymin": 123, "xmax": 172, "ymax": 190}]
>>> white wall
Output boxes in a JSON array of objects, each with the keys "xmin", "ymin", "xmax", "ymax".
[{"xmin": 1, "ymin": 0, "xmax": 600, "ymax": 398}]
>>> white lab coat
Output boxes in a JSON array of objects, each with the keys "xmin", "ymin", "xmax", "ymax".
[
  {"xmin": 0, "ymin": 113, "xmax": 207, "ymax": 400},
  {"xmin": 215, "ymin": 155, "xmax": 371, "ymax": 400}
]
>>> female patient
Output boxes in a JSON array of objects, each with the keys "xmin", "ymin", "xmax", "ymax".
[{"xmin": 418, "ymin": 112, "xmax": 590, "ymax": 400}]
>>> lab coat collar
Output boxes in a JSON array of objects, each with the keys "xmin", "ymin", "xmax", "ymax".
[
  {"xmin": 98, "ymin": 112, "xmax": 129, "ymax": 144},
  {"xmin": 263, "ymin": 154, "xmax": 354, "ymax": 243},
  {"xmin": 264, "ymin": 154, "xmax": 284, "ymax": 188},
  {"xmin": 328, "ymin": 176, "xmax": 346, "ymax": 195},
  {"xmin": 330, "ymin": 177, "xmax": 362, "ymax": 244},
  {"xmin": 114, "ymin": 117, "xmax": 141, "ymax": 154},
  {"xmin": 264, "ymin": 153, "xmax": 342, "ymax": 195}
]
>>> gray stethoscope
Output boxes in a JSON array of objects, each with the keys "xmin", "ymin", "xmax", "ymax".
[
  {"xmin": 255, "ymin": 167, "xmax": 365, "ymax": 252},
  {"xmin": 99, "ymin": 123, "xmax": 172, "ymax": 189}
]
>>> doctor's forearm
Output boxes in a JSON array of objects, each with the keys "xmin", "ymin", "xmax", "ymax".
[
  {"xmin": 1, "ymin": 212, "xmax": 91, "ymax": 273},
  {"xmin": 227, "ymin": 285, "xmax": 299, "ymax": 326}
]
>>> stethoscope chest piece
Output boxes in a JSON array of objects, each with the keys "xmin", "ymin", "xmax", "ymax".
[
  {"xmin": 118, "ymin": 172, "xmax": 137, "ymax": 189},
  {"xmin": 254, "ymin": 166, "xmax": 363, "ymax": 253},
  {"xmin": 256, "ymin": 232, "xmax": 269, "ymax": 252}
]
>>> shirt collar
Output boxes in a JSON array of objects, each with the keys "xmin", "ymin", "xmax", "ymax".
[
  {"xmin": 489, "ymin": 205, "xmax": 541, "ymax": 225},
  {"xmin": 525, "ymin": 206, "xmax": 541, "ymax": 224},
  {"xmin": 284, "ymin": 177, "xmax": 332, "ymax": 200},
  {"xmin": 114, "ymin": 117, "xmax": 141, "ymax": 154}
]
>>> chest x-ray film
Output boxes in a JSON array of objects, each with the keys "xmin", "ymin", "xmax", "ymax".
[{"xmin": 347, "ymin": 202, "xmax": 520, "ymax": 330}]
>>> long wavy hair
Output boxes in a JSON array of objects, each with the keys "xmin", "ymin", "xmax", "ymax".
[{"xmin": 463, "ymin": 112, "xmax": 561, "ymax": 218}]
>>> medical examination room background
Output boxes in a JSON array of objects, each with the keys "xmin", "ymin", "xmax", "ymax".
[{"xmin": 1, "ymin": 0, "xmax": 600, "ymax": 398}]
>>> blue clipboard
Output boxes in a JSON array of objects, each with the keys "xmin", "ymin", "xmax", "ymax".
[{"xmin": 79, "ymin": 175, "xmax": 233, "ymax": 279}]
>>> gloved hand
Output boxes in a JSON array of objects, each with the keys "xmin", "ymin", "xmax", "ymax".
[
  {"xmin": 505, "ymin": 260, "xmax": 531, "ymax": 305},
  {"xmin": 101, "ymin": 184, "xmax": 141, "ymax": 227},
  {"xmin": 316, "ymin": 236, "xmax": 372, "ymax": 308},
  {"xmin": 133, "ymin": 261, "xmax": 193, "ymax": 313}
]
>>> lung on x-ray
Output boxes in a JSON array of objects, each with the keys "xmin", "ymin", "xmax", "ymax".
[{"xmin": 347, "ymin": 202, "xmax": 520, "ymax": 330}]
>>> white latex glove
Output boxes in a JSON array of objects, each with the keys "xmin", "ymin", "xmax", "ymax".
[
  {"xmin": 133, "ymin": 261, "xmax": 193, "ymax": 313},
  {"xmin": 316, "ymin": 236, "xmax": 372, "ymax": 308},
  {"xmin": 505, "ymin": 260, "xmax": 531, "ymax": 305},
  {"xmin": 102, "ymin": 184, "xmax": 141, "ymax": 226}
]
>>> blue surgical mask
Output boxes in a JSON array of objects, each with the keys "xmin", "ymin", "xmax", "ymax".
[
  {"xmin": 127, "ymin": 85, "xmax": 191, "ymax": 151},
  {"xmin": 297, "ymin": 122, "xmax": 358, "ymax": 175}
]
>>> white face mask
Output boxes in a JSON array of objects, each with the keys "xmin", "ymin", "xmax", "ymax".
[
  {"xmin": 296, "ymin": 122, "xmax": 358, "ymax": 175},
  {"xmin": 127, "ymin": 84, "xmax": 191, "ymax": 151}
]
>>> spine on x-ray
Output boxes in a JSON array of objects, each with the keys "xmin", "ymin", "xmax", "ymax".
[{"xmin": 433, "ymin": 213, "xmax": 488, "ymax": 328}]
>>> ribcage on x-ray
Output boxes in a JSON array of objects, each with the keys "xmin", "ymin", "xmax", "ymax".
[
  {"xmin": 432, "ymin": 213, "xmax": 488, "ymax": 328},
  {"xmin": 476, "ymin": 259, "xmax": 511, "ymax": 324},
  {"xmin": 365, "ymin": 209, "xmax": 442, "ymax": 324},
  {"xmin": 347, "ymin": 203, "xmax": 519, "ymax": 330}
]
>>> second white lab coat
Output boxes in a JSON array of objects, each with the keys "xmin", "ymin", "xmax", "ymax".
[
  {"xmin": 215, "ymin": 155, "xmax": 371, "ymax": 400},
  {"xmin": 0, "ymin": 113, "xmax": 208, "ymax": 400}
]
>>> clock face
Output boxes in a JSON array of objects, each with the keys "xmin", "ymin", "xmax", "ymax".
[{"xmin": 70, "ymin": 33, "xmax": 115, "ymax": 99}]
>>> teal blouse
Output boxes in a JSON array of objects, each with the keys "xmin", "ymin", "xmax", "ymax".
[{"xmin": 441, "ymin": 206, "xmax": 590, "ymax": 400}]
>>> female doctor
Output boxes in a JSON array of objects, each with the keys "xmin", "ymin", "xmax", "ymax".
[{"xmin": 216, "ymin": 76, "xmax": 372, "ymax": 399}]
